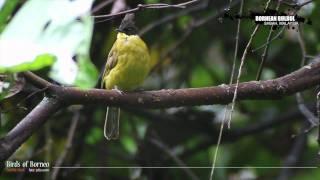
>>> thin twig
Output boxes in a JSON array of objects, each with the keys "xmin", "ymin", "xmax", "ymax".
[
  {"xmin": 256, "ymin": 32, "xmax": 272, "ymax": 81},
  {"xmin": 277, "ymin": 122, "xmax": 308, "ymax": 180},
  {"xmin": 229, "ymin": 0, "xmax": 275, "ymax": 126},
  {"xmin": 295, "ymin": 24, "xmax": 319, "ymax": 127},
  {"xmin": 51, "ymin": 109, "xmax": 80, "ymax": 180},
  {"xmin": 110, "ymin": 0, "xmax": 126, "ymax": 14},
  {"xmin": 160, "ymin": 27, "xmax": 192, "ymax": 60},
  {"xmin": 228, "ymin": 0, "xmax": 233, "ymax": 10},
  {"xmin": 317, "ymin": 90, "xmax": 320, "ymax": 150},
  {"xmin": 251, "ymin": 0, "xmax": 312, "ymax": 54},
  {"xmin": 279, "ymin": 0, "xmax": 313, "ymax": 9},
  {"xmin": 179, "ymin": 103, "xmax": 316, "ymax": 159},
  {"xmin": 230, "ymin": 0, "xmax": 244, "ymax": 85},
  {"xmin": 160, "ymin": 0, "xmax": 242, "ymax": 61},
  {"xmin": 91, "ymin": 0, "xmax": 114, "ymax": 14},
  {"xmin": 0, "ymin": 87, "xmax": 48, "ymax": 113},
  {"xmin": 94, "ymin": 0, "xmax": 126, "ymax": 24},
  {"xmin": 297, "ymin": 25, "xmax": 307, "ymax": 67},
  {"xmin": 296, "ymin": 93, "xmax": 318, "ymax": 126},
  {"xmin": 92, "ymin": 0, "xmax": 200, "ymax": 19},
  {"xmin": 45, "ymin": 122, "xmax": 52, "ymax": 180},
  {"xmin": 139, "ymin": 0, "xmax": 209, "ymax": 36},
  {"xmin": 297, "ymin": 0, "xmax": 313, "ymax": 7},
  {"xmin": 256, "ymin": 0, "xmax": 282, "ymax": 81},
  {"xmin": 210, "ymin": 0, "xmax": 244, "ymax": 178},
  {"xmin": 209, "ymin": 107, "xmax": 228, "ymax": 180},
  {"xmin": 149, "ymin": 138, "xmax": 200, "ymax": 180},
  {"xmin": 211, "ymin": 1, "xmax": 271, "ymax": 179},
  {"xmin": 251, "ymin": 27, "xmax": 285, "ymax": 53},
  {"xmin": 228, "ymin": 25, "xmax": 260, "ymax": 125}
]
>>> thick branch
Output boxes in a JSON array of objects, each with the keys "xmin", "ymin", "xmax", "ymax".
[
  {"xmin": 51, "ymin": 62, "xmax": 320, "ymax": 108},
  {"xmin": 4, "ymin": 61, "xmax": 318, "ymax": 167},
  {"xmin": 0, "ymin": 97, "xmax": 61, "ymax": 167}
]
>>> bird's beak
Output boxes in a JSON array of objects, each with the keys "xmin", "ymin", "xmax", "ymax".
[{"xmin": 115, "ymin": 28, "xmax": 121, "ymax": 32}]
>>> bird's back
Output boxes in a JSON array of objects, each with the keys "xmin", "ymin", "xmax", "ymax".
[{"xmin": 104, "ymin": 32, "xmax": 150, "ymax": 90}]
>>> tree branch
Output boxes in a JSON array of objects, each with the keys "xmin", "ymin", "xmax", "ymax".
[
  {"xmin": 21, "ymin": 71, "xmax": 52, "ymax": 88},
  {"xmin": 51, "ymin": 61, "xmax": 320, "ymax": 108},
  {"xmin": 1, "ymin": 61, "xmax": 319, "ymax": 167},
  {"xmin": 0, "ymin": 97, "xmax": 62, "ymax": 169}
]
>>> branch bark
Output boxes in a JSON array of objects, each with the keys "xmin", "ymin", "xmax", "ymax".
[
  {"xmin": 51, "ymin": 62, "xmax": 320, "ymax": 108},
  {"xmin": 0, "ymin": 97, "xmax": 62, "ymax": 170},
  {"xmin": 21, "ymin": 71, "xmax": 51, "ymax": 88},
  {"xmin": 0, "ymin": 61, "xmax": 319, "ymax": 167}
]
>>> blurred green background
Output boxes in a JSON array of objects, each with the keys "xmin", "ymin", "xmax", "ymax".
[{"xmin": 0, "ymin": 0, "xmax": 319, "ymax": 179}]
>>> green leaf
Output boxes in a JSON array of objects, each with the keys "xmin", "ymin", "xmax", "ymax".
[
  {"xmin": 293, "ymin": 169, "xmax": 320, "ymax": 180},
  {"xmin": 0, "ymin": 53, "xmax": 56, "ymax": 73},
  {"xmin": 85, "ymin": 127, "xmax": 103, "ymax": 145},
  {"xmin": 0, "ymin": 0, "xmax": 97, "ymax": 87},
  {"xmin": 72, "ymin": 15, "xmax": 98, "ymax": 88},
  {"xmin": 190, "ymin": 65, "xmax": 213, "ymax": 87},
  {"xmin": 177, "ymin": 15, "xmax": 192, "ymax": 29},
  {"xmin": 74, "ymin": 55, "xmax": 99, "ymax": 88},
  {"xmin": 145, "ymin": 0, "xmax": 160, "ymax": 3},
  {"xmin": 0, "ymin": 0, "xmax": 20, "ymax": 33},
  {"xmin": 121, "ymin": 135, "xmax": 137, "ymax": 154}
]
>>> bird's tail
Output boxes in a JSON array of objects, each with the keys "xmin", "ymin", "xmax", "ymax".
[{"xmin": 104, "ymin": 107, "xmax": 120, "ymax": 140}]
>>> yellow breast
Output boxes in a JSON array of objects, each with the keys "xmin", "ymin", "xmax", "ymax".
[{"xmin": 104, "ymin": 33, "xmax": 151, "ymax": 90}]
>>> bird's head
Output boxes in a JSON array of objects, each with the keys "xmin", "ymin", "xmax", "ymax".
[{"xmin": 117, "ymin": 13, "xmax": 138, "ymax": 35}]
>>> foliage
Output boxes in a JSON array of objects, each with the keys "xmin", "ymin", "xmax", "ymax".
[
  {"xmin": 0, "ymin": 0, "xmax": 98, "ymax": 88},
  {"xmin": 0, "ymin": 0, "xmax": 319, "ymax": 179}
]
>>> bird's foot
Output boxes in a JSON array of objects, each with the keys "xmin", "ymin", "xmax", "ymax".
[{"xmin": 113, "ymin": 86, "xmax": 124, "ymax": 95}]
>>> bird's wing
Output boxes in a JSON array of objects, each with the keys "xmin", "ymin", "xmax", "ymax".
[{"xmin": 101, "ymin": 45, "xmax": 118, "ymax": 88}]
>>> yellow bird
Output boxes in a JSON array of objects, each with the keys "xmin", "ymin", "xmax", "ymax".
[{"xmin": 101, "ymin": 13, "xmax": 151, "ymax": 140}]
